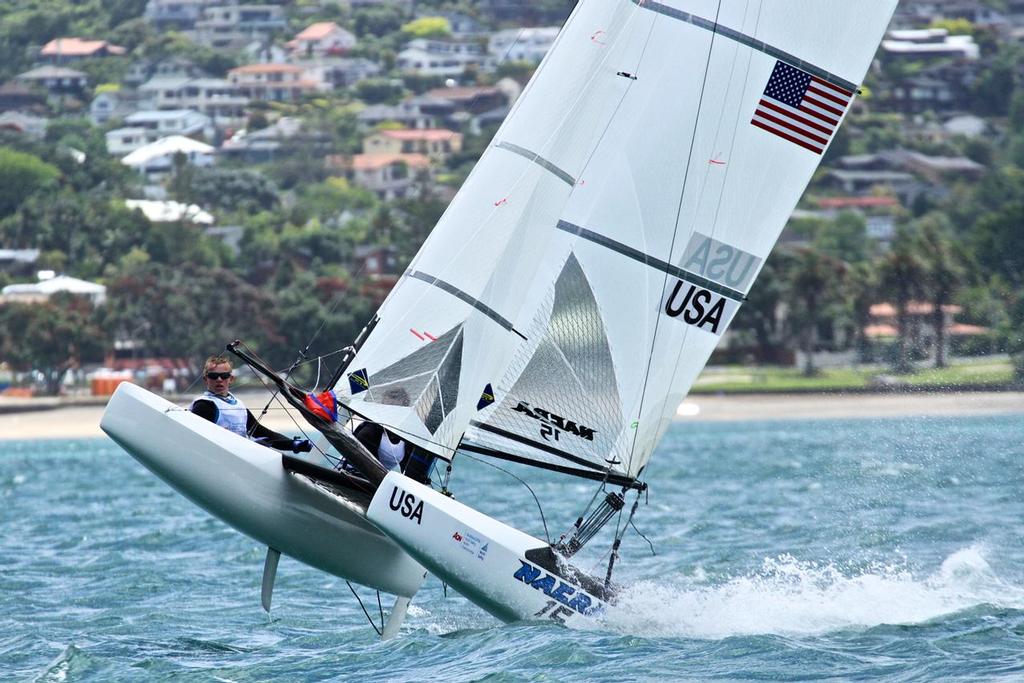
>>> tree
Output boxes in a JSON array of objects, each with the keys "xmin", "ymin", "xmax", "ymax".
[
  {"xmin": 916, "ymin": 214, "xmax": 965, "ymax": 368},
  {"xmin": 813, "ymin": 211, "xmax": 871, "ymax": 265},
  {"xmin": 878, "ymin": 228, "xmax": 928, "ymax": 373},
  {"xmin": 0, "ymin": 293, "xmax": 109, "ymax": 395},
  {"xmin": 102, "ymin": 262, "xmax": 281, "ymax": 365},
  {"xmin": 786, "ymin": 248, "xmax": 845, "ymax": 376},
  {"xmin": 0, "ymin": 148, "xmax": 60, "ymax": 217},
  {"xmin": 400, "ymin": 16, "xmax": 452, "ymax": 39},
  {"xmin": 730, "ymin": 249, "xmax": 795, "ymax": 363},
  {"xmin": 844, "ymin": 260, "xmax": 879, "ymax": 363}
]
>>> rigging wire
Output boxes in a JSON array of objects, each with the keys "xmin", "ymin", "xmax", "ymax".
[
  {"xmin": 346, "ymin": 581, "xmax": 382, "ymax": 637},
  {"xmin": 457, "ymin": 450, "xmax": 551, "ymax": 544}
]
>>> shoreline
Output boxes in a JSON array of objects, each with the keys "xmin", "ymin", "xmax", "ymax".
[{"xmin": 0, "ymin": 390, "xmax": 1022, "ymax": 441}]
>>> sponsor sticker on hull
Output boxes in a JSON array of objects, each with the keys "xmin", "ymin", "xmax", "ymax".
[{"xmin": 513, "ymin": 560, "xmax": 603, "ymax": 623}]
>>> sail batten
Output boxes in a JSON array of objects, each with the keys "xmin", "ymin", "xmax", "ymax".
[
  {"xmin": 632, "ymin": 0, "xmax": 858, "ymax": 92},
  {"xmin": 495, "ymin": 141, "xmax": 577, "ymax": 186},
  {"xmin": 555, "ymin": 220, "xmax": 746, "ymax": 301}
]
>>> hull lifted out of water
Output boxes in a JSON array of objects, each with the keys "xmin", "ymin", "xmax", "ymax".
[{"xmin": 99, "ymin": 382, "xmax": 426, "ymax": 600}]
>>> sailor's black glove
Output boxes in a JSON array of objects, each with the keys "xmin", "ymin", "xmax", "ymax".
[{"xmin": 292, "ymin": 438, "xmax": 313, "ymax": 453}]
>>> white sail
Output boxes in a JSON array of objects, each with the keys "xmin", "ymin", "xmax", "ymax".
[{"xmin": 339, "ymin": 0, "xmax": 898, "ymax": 479}]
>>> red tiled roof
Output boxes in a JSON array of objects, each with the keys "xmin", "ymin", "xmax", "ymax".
[
  {"xmin": 864, "ymin": 324, "xmax": 898, "ymax": 338},
  {"xmin": 348, "ymin": 153, "xmax": 432, "ymax": 171},
  {"xmin": 376, "ymin": 128, "xmax": 460, "ymax": 142},
  {"xmin": 40, "ymin": 38, "xmax": 125, "ymax": 57},
  {"xmin": 816, "ymin": 196, "xmax": 900, "ymax": 209},
  {"xmin": 426, "ymin": 86, "xmax": 499, "ymax": 101},
  {"xmin": 948, "ymin": 323, "xmax": 989, "ymax": 336},
  {"xmin": 294, "ymin": 22, "xmax": 341, "ymax": 41},
  {"xmin": 230, "ymin": 63, "xmax": 303, "ymax": 75},
  {"xmin": 869, "ymin": 302, "xmax": 962, "ymax": 317}
]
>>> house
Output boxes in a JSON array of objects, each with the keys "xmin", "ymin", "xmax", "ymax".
[
  {"xmin": 190, "ymin": 4, "xmax": 287, "ymax": 49},
  {"xmin": 125, "ymin": 199, "xmax": 214, "ymax": 224},
  {"xmin": 15, "ymin": 66, "xmax": 88, "ymax": 96},
  {"xmin": 357, "ymin": 102, "xmax": 437, "ymax": 130},
  {"xmin": 0, "ymin": 111, "xmax": 48, "ymax": 138},
  {"xmin": 864, "ymin": 301, "xmax": 988, "ymax": 359},
  {"xmin": 887, "ymin": 75, "xmax": 958, "ymax": 114},
  {"xmin": 327, "ymin": 153, "xmax": 432, "ymax": 200},
  {"xmin": 488, "ymin": 27, "xmax": 560, "ymax": 63},
  {"xmin": 123, "ymin": 55, "xmax": 204, "ymax": 87},
  {"xmin": 143, "ymin": 0, "xmax": 212, "ymax": 30},
  {"xmin": 425, "ymin": 85, "xmax": 507, "ymax": 115},
  {"xmin": 39, "ymin": 38, "xmax": 126, "ymax": 64},
  {"xmin": 0, "ymin": 249, "xmax": 40, "ymax": 277},
  {"xmin": 1, "ymin": 272, "xmax": 106, "ymax": 306},
  {"xmin": 105, "ymin": 127, "xmax": 150, "ymax": 156},
  {"xmin": 0, "ymin": 81, "xmax": 47, "ymax": 112},
  {"xmin": 125, "ymin": 109, "xmax": 214, "ymax": 140},
  {"xmin": 881, "ymin": 28, "xmax": 980, "ymax": 61},
  {"xmin": 90, "ymin": 89, "xmax": 149, "ymax": 124},
  {"xmin": 219, "ymin": 116, "xmax": 322, "ymax": 162},
  {"xmin": 227, "ymin": 63, "xmax": 320, "ymax": 102},
  {"xmin": 362, "ymin": 128, "xmax": 463, "ymax": 161},
  {"xmin": 354, "ymin": 245, "xmax": 399, "ymax": 277},
  {"xmin": 174, "ymin": 78, "xmax": 247, "ymax": 120},
  {"xmin": 288, "ymin": 22, "xmax": 357, "ymax": 58},
  {"xmin": 121, "ymin": 135, "xmax": 215, "ymax": 180},
  {"xmin": 396, "ymin": 38, "xmax": 489, "ymax": 77},
  {"xmin": 295, "ymin": 57, "xmax": 381, "ymax": 89}
]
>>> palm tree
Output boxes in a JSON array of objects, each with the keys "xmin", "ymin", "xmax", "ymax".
[
  {"xmin": 878, "ymin": 228, "xmax": 927, "ymax": 374},
  {"xmin": 916, "ymin": 214, "xmax": 965, "ymax": 368},
  {"xmin": 786, "ymin": 247, "xmax": 845, "ymax": 376},
  {"xmin": 844, "ymin": 260, "xmax": 879, "ymax": 363}
]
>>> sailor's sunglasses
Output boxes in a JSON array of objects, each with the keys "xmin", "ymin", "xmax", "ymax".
[{"xmin": 205, "ymin": 372, "xmax": 232, "ymax": 380}]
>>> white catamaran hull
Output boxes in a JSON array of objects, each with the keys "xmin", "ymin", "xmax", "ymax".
[
  {"xmin": 367, "ymin": 471, "xmax": 607, "ymax": 625},
  {"xmin": 100, "ymin": 382, "xmax": 426, "ymax": 598}
]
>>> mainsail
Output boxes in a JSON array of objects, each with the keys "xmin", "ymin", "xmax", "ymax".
[{"xmin": 333, "ymin": 0, "xmax": 898, "ymax": 486}]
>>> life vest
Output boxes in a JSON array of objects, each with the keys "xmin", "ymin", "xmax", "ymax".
[
  {"xmin": 377, "ymin": 431, "xmax": 405, "ymax": 471},
  {"xmin": 192, "ymin": 391, "xmax": 248, "ymax": 438}
]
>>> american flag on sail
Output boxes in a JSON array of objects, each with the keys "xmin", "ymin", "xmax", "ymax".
[{"xmin": 751, "ymin": 61, "xmax": 854, "ymax": 155}]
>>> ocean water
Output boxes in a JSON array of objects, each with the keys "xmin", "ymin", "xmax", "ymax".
[{"xmin": 3, "ymin": 413, "xmax": 1024, "ymax": 681}]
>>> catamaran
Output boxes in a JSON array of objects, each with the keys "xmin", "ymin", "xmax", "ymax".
[{"xmin": 102, "ymin": 0, "xmax": 898, "ymax": 636}]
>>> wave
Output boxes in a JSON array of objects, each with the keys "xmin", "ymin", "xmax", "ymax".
[{"xmin": 603, "ymin": 545, "xmax": 1024, "ymax": 639}]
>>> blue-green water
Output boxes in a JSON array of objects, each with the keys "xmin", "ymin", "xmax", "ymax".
[{"xmin": 3, "ymin": 414, "xmax": 1024, "ymax": 681}]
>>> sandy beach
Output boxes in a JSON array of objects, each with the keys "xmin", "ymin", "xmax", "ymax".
[{"xmin": 1, "ymin": 389, "xmax": 1022, "ymax": 441}]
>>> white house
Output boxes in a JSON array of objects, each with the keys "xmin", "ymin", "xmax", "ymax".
[
  {"xmin": 106, "ymin": 126, "xmax": 151, "ymax": 156},
  {"xmin": 488, "ymin": 27, "xmax": 559, "ymax": 63},
  {"xmin": 121, "ymin": 135, "xmax": 215, "ymax": 179},
  {"xmin": 125, "ymin": 199, "xmax": 214, "ymax": 224},
  {"xmin": 1, "ymin": 272, "xmax": 107, "ymax": 306}
]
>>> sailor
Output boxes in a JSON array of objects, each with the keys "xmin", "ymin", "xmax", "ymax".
[
  {"xmin": 190, "ymin": 355, "xmax": 313, "ymax": 453},
  {"xmin": 353, "ymin": 420, "xmax": 434, "ymax": 484}
]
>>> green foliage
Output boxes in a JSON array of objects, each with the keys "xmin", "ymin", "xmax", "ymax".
[
  {"xmin": 400, "ymin": 16, "xmax": 451, "ymax": 39},
  {"xmin": 101, "ymin": 262, "xmax": 281, "ymax": 364},
  {"xmin": 0, "ymin": 147, "xmax": 60, "ymax": 217},
  {"xmin": 970, "ymin": 43, "xmax": 1022, "ymax": 116},
  {"xmin": 353, "ymin": 5, "xmax": 408, "ymax": 37},
  {"xmin": 354, "ymin": 78, "xmax": 406, "ymax": 105},
  {"xmin": 0, "ymin": 293, "xmax": 109, "ymax": 394},
  {"xmin": 180, "ymin": 167, "xmax": 281, "ymax": 214},
  {"xmin": 813, "ymin": 212, "xmax": 871, "ymax": 265},
  {"xmin": 929, "ymin": 18, "xmax": 974, "ymax": 35}
]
